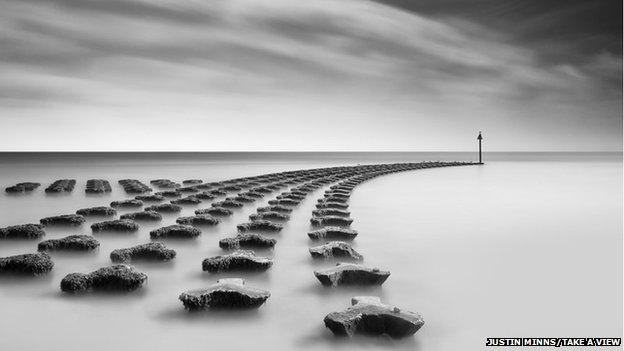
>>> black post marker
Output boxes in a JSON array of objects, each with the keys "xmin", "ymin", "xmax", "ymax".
[{"xmin": 477, "ymin": 131, "xmax": 483, "ymax": 164}]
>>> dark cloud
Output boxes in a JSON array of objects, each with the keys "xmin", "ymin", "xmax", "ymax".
[{"xmin": 375, "ymin": 0, "xmax": 622, "ymax": 62}]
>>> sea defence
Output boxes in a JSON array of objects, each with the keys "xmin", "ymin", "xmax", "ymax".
[{"xmin": 1, "ymin": 160, "xmax": 476, "ymax": 341}]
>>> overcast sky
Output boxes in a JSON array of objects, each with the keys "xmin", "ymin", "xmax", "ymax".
[{"xmin": 0, "ymin": 0, "xmax": 621, "ymax": 151}]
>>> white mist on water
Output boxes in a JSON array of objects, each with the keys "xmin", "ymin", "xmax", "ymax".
[{"xmin": 0, "ymin": 153, "xmax": 621, "ymax": 350}]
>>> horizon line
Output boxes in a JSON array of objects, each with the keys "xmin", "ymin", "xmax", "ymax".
[{"xmin": 0, "ymin": 151, "xmax": 621, "ymax": 154}]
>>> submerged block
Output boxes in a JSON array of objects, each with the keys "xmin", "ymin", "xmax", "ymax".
[
  {"xmin": 45, "ymin": 179, "xmax": 76, "ymax": 193},
  {"xmin": 0, "ymin": 224, "xmax": 45, "ymax": 239},
  {"xmin": 177, "ymin": 186, "xmax": 199, "ymax": 193},
  {"xmin": 249, "ymin": 212, "xmax": 290, "ymax": 221},
  {"xmin": 324, "ymin": 296, "xmax": 424, "ymax": 338},
  {"xmin": 150, "ymin": 225, "xmax": 201, "ymax": 239},
  {"xmin": 218, "ymin": 233, "xmax": 277, "ymax": 249},
  {"xmin": 120, "ymin": 211, "xmax": 162, "ymax": 221},
  {"xmin": 195, "ymin": 191, "xmax": 217, "ymax": 200},
  {"xmin": 318, "ymin": 196, "xmax": 348, "ymax": 204},
  {"xmin": 179, "ymin": 278, "xmax": 270, "ymax": 310},
  {"xmin": 267, "ymin": 198, "xmax": 300, "ymax": 206},
  {"xmin": 76, "ymin": 206, "xmax": 117, "ymax": 216},
  {"xmin": 0, "ymin": 252, "xmax": 54, "ymax": 275},
  {"xmin": 176, "ymin": 215, "xmax": 220, "ymax": 226},
  {"xmin": 308, "ymin": 227, "xmax": 358, "ymax": 240},
  {"xmin": 38, "ymin": 235, "xmax": 100, "ymax": 251},
  {"xmin": 314, "ymin": 263, "xmax": 389, "ymax": 286},
  {"xmin": 312, "ymin": 208, "xmax": 351, "ymax": 217},
  {"xmin": 135, "ymin": 194, "xmax": 165, "ymax": 202},
  {"xmin": 316, "ymin": 201, "xmax": 349, "ymax": 209},
  {"xmin": 5, "ymin": 182, "xmax": 41, "ymax": 193},
  {"xmin": 85, "ymin": 179, "xmax": 112, "ymax": 193},
  {"xmin": 183, "ymin": 179, "xmax": 203, "ymax": 185},
  {"xmin": 195, "ymin": 207, "xmax": 233, "ymax": 216},
  {"xmin": 212, "ymin": 199, "xmax": 244, "ymax": 208},
  {"xmin": 171, "ymin": 196, "xmax": 202, "ymax": 205},
  {"xmin": 110, "ymin": 199, "xmax": 143, "ymax": 208},
  {"xmin": 310, "ymin": 216, "xmax": 353, "ymax": 227},
  {"xmin": 110, "ymin": 242, "xmax": 176, "ymax": 263},
  {"xmin": 91, "ymin": 219, "xmax": 139, "ymax": 233},
  {"xmin": 151, "ymin": 179, "xmax": 180, "ymax": 189},
  {"xmin": 309, "ymin": 241, "xmax": 363, "ymax": 260},
  {"xmin": 237, "ymin": 220, "xmax": 283, "ymax": 233},
  {"xmin": 202, "ymin": 250, "xmax": 272, "ymax": 272},
  {"xmin": 276, "ymin": 193, "xmax": 305, "ymax": 201},
  {"xmin": 144, "ymin": 203, "xmax": 182, "ymax": 213},
  {"xmin": 60, "ymin": 265, "xmax": 147, "ymax": 293},
  {"xmin": 40, "ymin": 214, "xmax": 85, "ymax": 226},
  {"xmin": 256, "ymin": 205, "xmax": 292, "ymax": 213},
  {"xmin": 118, "ymin": 179, "xmax": 152, "ymax": 194},
  {"xmin": 154, "ymin": 190, "xmax": 181, "ymax": 198}
]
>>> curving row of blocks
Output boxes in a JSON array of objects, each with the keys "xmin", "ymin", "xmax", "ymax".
[{"xmin": 0, "ymin": 161, "xmax": 477, "ymax": 339}]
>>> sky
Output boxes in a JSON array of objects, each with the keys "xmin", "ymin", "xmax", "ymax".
[{"xmin": 0, "ymin": 0, "xmax": 621, "ymax": 151}]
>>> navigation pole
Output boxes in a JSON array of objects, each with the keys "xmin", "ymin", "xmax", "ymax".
[{"xmin": 477, "ymin": 131, "xmax": 483, "ymax": 164}]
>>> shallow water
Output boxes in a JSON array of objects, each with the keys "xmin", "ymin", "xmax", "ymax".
[{"xmin": 0, "ymin": 152, "xmax": 621, "ymax": 350}]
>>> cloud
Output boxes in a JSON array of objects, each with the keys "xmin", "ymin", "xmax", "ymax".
[{"xmin": 0, "ymin": 0, "xmax": 620, "ymax": 150}]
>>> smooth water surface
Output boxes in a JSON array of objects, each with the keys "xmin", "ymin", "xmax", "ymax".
[{"xmin": 0, "ymin": 153, "xmax": 621, "ymax": 350}]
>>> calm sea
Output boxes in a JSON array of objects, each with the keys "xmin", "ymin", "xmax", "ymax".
[{"xmin": 0, "ymin": 152, "xmax": 621, "ymax": 350}]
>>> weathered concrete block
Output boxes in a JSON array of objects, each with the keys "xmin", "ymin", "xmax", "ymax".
[
  {"xmin": 0, "ymin": 252, "xmax": 54, "ymax": 275},
  {"xmin": 179, "ymin": 278, "xmax": 270, "ymax": 310},
  {"xmin": 195, "ymin": 192, "xmax": 216, "ymax": 200},
  {"xmin": 120, "ymin": 211, "xmax": 162, "ymax": 221},
  {"xmin": 212, "ymin": 199, "xmax": 244, "ymax": 208},
  {"xmin": 38, "ymin": 235, "xmax": 99, "ymax": 251},
  {"xmin": 237, "ymin": 220, "xmax": 283, "ymax": 233},
  {"xmin": 118, "ymin": 179, "xmax": 152, "ymax": 194},
  {"xmin": 257, "ymin": 205, "xmax": 293, "ymax": 213},
  {"xmin": 176, "ymin": 215, "xmax": 220, "ymax": 226},
  {"xmin": 324, "ymin": 296, "xmax": 424, "ymax": 338},
  {"xmin": 314, "ymin": 263, "xmax": 390, "ymax": 286},
  {"xmin": 171, "ymin": 196, "xmax": 202, "ymax": 205},
  {"xmin": 40, "ymin": 214, "xmax": 85, "ymax": 226},
  {"xmin": 150, "ymin": 179, "xmax": 180, "ymax": 189},
  {"xmin": 150, "ymin": 225, "xmax": 201, "ymax": 239},
  {"xmin": 202, "ymin": 250, "xmax": 272, "ymax": 272},
  {"xmin": 183, "ymin": 179, "xmax": 203, "ymax": 185},
  {"xmin": 195, "ymin": 207, "xmax": 233, "ymax": 216},
  {"xmin": 312, "ymin": 208, "xmax": 351, "ymax": 217},
  {"xmin": 45, "ymin": 179, "xmax": 76, "ymax": 193},
  {"xmin": 91, "ymin": 219, "xmax": 139, "ymax": 232},
  {"xmin": 110, "ymin": 199, "xmax": 143, "ymax": 208},
  {"xmin": 310, "ymin": 216, "xmax": 353, "ymax": 227},
  {"xmin": 0, "ymin": 224, "xmax": 45, "ymax": 239},
  {"xmin": 218, "ymin": 233, "xmax": 276, "ymax": 249},
  {"xmin": 177, "ymin": 186, "xmax": 199, "ymax": 193},
  {"xmin": 308, "ymin": 227, "xmax": 358, "ymax": 240},
  {"xmin": 135, "ymin": 194, "xmax": 165, "ymax": 202},
  {"xmin": 309, "ymin": 241, "xmax": 362, "ymax": 260},
  {"xmin": 110, "ymin": 242, "xmax": 176, "ymax": 262},
  {"xmin": 76, "ymin": 206, "xmax": 117, "ymax": 216},
  {"xmin": 316, "ymin": 201, "xmax": 349, "ymax": 209},
  {"xmin": 60, "ymin": 265, "xmax": 147, "ymax": 293},
  {"xmin": 144, "ymin": 203, "xmax": 182, "ymax": 213},
  {"xmin": 249, "ymin": 212, "xmax": 290, "ymax": 221},
  {"xmin": 154, "ymin": 190, "xmax": 181, "ymax": 198},
  {"xmin": 5, "ymin": 182, "xmax": 41, "ymax": 193},
  {"xmin": 85, "ymin": 179, "xmax": 112, "ymax": 193},
  {"xmin": 268, "ymin": 198, "xmax": 300, "ymax": 206}
]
